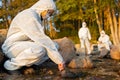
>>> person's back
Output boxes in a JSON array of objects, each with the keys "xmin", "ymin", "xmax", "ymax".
[{"xmin": 2, "ymin": 9, "xmax": 38, "ymax": 53}]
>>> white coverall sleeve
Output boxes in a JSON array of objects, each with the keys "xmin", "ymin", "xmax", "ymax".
[
  {"xmin": 98, "ymin": 37, "xmax": 101, "ymax": 41},
  {"xmin": 17, "ymin": 18, "xmax": 64, "ymax": 64},
  {"xmin": 78, "ymin": 29, "xmax": 80, "ymax": 38},
  {"xmin": 87, "ymin": 28, "xmax": 91, "ymax": 40},
  {"xmin": 78, "ymin": 29, "xmax": 82, "ymax": 39}
]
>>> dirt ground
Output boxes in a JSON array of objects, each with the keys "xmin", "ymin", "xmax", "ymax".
[{"xmin": 0, "ymin": 52, "xmax": 120, "ymax": 80}]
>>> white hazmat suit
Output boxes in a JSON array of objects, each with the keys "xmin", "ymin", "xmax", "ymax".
[
  {"xmin": 2, "ymin": 0, "xmax": 64, "ymax": 70},
  {"xmin": 78, "ymin": 22, "xmax": 91, "ymax": 54},
  {"xmin": 98, "ymin": 30, "xmax": 112, "ymax": 51}
]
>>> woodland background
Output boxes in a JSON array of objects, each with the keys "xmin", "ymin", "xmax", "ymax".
[{"xmin": 0, "ymin": 0, "xmax": 120, "ymax": 45}]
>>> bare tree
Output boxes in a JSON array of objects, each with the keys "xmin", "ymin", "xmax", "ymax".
[{"xmin": 93, "ymin": 0, "xmax": 102, "ymax": 33}]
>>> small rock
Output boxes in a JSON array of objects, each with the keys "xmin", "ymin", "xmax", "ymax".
[
  {"xmin": 110, "ymin": 45, "xmax": 120, "ymax": 60},
  {"xmin": 54, "ymin": 37, "xmax": 76, "ymax": 63},
  {"xmin": 68, "ymin": 56, "xmax": 93, "ymax": 69},
  {"xmin": 23, "ymin": 67, "xmax": 35, "ymax": 75}
]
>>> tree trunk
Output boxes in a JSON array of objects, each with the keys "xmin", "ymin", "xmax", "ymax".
[
  {"xmin": 107, "ymin": 7, "xmax": 117, "ymax": 45},
  {"xmin": 118, "ymin": 12, "xmax": 120, "ymax": 42},
  {"xmin": 112, "ymin": 9, "xmax": 120, "ymax": 44},
  {"xmin": 104, "ymin": 10, "xmax": 109, "ymax": 31},
  {"xmin": 49, "ymin": 21, "xmax": 56, "ymax": 39},
  {"xmin": 100, "ymin": 11, "xmax": 103, "ymax": 30},
  {"xmin": 3, "ymin": 0, "xmax": 9, "ymax": 29},
  {"xmin": 93, "ymin": 0, "xmax": 102, "ymax": 33}
]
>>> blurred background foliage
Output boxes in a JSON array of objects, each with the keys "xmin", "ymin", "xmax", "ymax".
[{"xmin": 0, "ymin": 0, "xmax": 120, "ymax": 45}]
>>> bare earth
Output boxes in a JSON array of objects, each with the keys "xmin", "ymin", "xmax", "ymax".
[{"xmin": 0, "ymin": 52, "xmax": 120, "ymax": 80}]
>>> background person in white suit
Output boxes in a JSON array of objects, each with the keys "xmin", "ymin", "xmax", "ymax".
[
  {"xmin": 78, "ymin": 22, "xmax": 91, "ymax": 55},
  {"xmin": 98, "ymin": 30, "xmax": 112, "ymax": 51},
  {"xmin": 2, "ymin": 0, "xmax": 76, "ymax": 78}
]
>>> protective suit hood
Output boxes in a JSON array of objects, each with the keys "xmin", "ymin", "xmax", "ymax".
[
  {"xmin": 30, "ymin": 0, "xmax": 56, "ymax": 15},
  {"xmin": 100, "ymin": 30, "xmax": 105, "ymax": 37},
  {"xmin": 82, "ymin": 22, "xmax": 87, "ymax": 28}
]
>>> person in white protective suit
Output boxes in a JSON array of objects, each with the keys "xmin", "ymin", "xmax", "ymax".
[
  {"xmin": 78, "ymin": 22, "xmax": 91, "ymax": 55},
  {"xmin": 98, "ymin": 30, "xmax": 112, "ymax": 51},
  {"xmin": 2, "ymin": 0, "xmax": 77, "ymax": 78}
]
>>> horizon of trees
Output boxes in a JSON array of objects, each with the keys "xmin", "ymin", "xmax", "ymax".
[
  {"xmin": 56, "ymin": 0, "xmax": 120, "ymax": 45},
  {"xmin": 0, "ymin": 0, "xmax": 120, "ymax": 45}
]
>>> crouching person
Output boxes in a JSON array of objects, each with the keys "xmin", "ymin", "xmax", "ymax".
[
  {"xmin": 1, "ymin": 0, "xmax": 77, "ymax": 78},
  {"xmin": 97, "ymin": 30, "xmax": 112, "ymax": 58}
]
